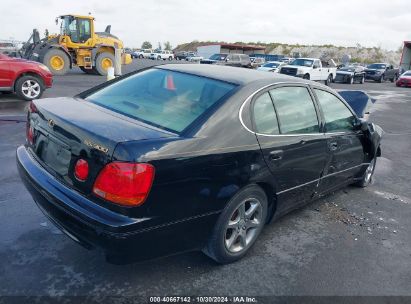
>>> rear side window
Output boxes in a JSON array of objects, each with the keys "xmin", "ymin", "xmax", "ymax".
[
  {"xmin": 253, "ymin": 92, "xmax": 279, "ymax": 135},
  {"xmin": 269, "ymin": 87, "xmax": 319, "ymax": 134},
  {"xmin": 85, "ymin": 69, "xmax": 236, "ymax": 133},
  {"xmin": 314, "ymin": 89, "xmax": 355, "ymax": 132}
]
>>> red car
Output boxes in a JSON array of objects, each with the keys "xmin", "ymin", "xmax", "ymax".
[
  {"xmin": 0, "ymin": 53, "xmax": 53, "ymax": 100},
  {"xmin": 396, "ymin": 70, "xmax": 411, "ymax": 87}
]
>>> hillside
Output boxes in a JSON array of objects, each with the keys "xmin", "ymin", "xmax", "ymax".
[{"xmin": 174, "ymin": 41, "xmax": 401, "ymax": 65}]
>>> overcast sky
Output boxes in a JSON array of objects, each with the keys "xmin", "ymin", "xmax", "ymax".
[{"xmin": 2, "ymin": 0, "xmax": 411, "ymax": 51}]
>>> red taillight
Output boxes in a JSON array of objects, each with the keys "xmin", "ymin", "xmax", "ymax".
[
  {"xmin": 92, "ymin": 162, "xmax": 155, "ymax": 207},
  {"xmin": 27, "ymin": 124, "xmax": 34, "ymax": 145},
  {"xmin": 28, "ymin": 101, "xmax": 38, "ymax": 113},
  {"xmin": 74, "ymin": 159, "xmax": 89, "ymax": 181}
]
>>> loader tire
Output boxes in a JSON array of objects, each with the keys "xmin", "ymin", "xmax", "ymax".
[
  {"xmin": 43, "ymin": 49, "xmax": 70, "ymax": 76},
  {"xmin": 95, "ymin": 52, "xmax": 115, "ymax": 76}
]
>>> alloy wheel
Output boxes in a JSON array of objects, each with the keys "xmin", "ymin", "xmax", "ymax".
[
  {"xmin": 224, "ymin": 198, "xmax": 263, "ymax": 253},
  {"xmin": 21, "ymin": 80, "xmax": 41, "ymax": 99}
]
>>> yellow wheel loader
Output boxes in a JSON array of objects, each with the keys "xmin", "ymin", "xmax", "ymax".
[{"xmin": 20, "ymin": 14, "xmax": 132, "ymax": 75}]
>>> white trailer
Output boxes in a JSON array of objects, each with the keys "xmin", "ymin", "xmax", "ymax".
[
  {"xmin": 197, "ymin": 45, "xmax": 222, "ymax": 59},
  {"xmin": 399, "ymin": 41, "xmax": 411, "ymax": 73}
]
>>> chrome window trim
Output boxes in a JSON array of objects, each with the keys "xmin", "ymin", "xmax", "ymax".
[
  {"xmin": 239, "ymin": 83, "xmax": 361, "ymax": 137},
  {"xmin": 275, "ymin": 163, "xmax": 369, "ymax": 195},
  {"xmin": 239, "ymin": 82, "xmax": 323, "ymax": 137}
]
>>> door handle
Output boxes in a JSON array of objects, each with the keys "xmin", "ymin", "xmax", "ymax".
[
  {"xmin": 269, "ymin": 150, "xmax": 283, "ymax": 161},
  {"xmin": 329, "ymin": 142, "xmax": 338, "ymax": 151}
]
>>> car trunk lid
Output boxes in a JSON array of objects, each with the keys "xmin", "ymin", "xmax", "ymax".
[{"xmin": 27, "ymin": 97, "xmax": 174, "ymax": 194}]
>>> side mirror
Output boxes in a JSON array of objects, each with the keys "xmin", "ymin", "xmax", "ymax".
[
  {"xmin": 353, "ymin": 119, "xmax": 369, "ymax": 131},
  {"xmin": 313, "ymin": 66, "xmax": 317, "ymax": 69},
  {"xmin": 225, "ymin": 58, "xmax": 230, "ymax": 62}
]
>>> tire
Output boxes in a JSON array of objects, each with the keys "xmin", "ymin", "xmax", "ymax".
[
  {"xmin": 157, "ymin": 55, "xmax": 161, "ymax": 60},
  {"xmin": 95, "ymin": 52, "xmax": 115, "ymax": 76},
  {"xmin": 348, "ymin": 76, "xmax": 354, "ymax": 85},
  {"xmin": 203, "ymin": 185, "xmax": 268, "ymax": 264},
  {"xmin": 391, "ymin": 74, "xmax": 398, "ymax": 83},
  {"xmin": 360, "ymin": 76, "xmax": 365, "ymax": 84},
  {"xmin": 354, "ymin": 158, "xmax": 376, "ymax": 188},
  {"xmin": 378, "ymin": 74, "xmax": 385, "ymax": 83},
  {"xmin": 139, "ymin": 54, "xmax": 143, "ymax": 59},
  {"xmin": 15, "ymin": 75, "xmax": 44, "ymax": 101},
  {"xmin": 168, "ymin": 56, "xmax": 173, "ymax": 61},
  {"xmin": 43, "ymin": 48, "xmax": 70, "ymax": 76},
  {"xmin": 303, "ymin": 74, "xmax": 310, "ymax": 80},
  {"xmin": 325, "ymin": 74, "xmax": 333, "ymax": 86}
]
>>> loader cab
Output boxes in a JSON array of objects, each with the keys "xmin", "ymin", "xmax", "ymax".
[{"xmin": 58, "ymin": 15, "xmax": 94, "ymax": 46}]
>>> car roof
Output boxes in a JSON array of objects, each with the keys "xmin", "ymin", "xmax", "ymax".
[{"xmin": 156, "ymin": 64, "xmax": 305, "ymax": 86}]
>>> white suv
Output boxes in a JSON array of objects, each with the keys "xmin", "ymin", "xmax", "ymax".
[
  {"xmin": 150, "ymin": 50, "xmax": 174, "ymax": 60},
  {"xmin": 132, "ymin": 49, "xmax": 153, "ymax": 59}
]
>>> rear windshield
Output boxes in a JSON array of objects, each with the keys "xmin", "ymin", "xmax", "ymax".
[
  {"xmin": 209, "ymin": 54, "xmax": 227, "ymax": 61},
  {"xmin": 291, "ymin": 59, "xmax": 313, "ymax": 67},
  {"xmin": 85, "ymin": 69, "xmax": 236, "ymax": 133}
]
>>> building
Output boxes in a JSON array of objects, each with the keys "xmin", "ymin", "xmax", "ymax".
[{"xmin": 197, "ymin": 43, "xmax": 265, "ymax": 59}]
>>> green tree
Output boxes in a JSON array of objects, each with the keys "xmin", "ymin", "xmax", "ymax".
[
  {"xmin": 164, "ymin": 41, "xmax": 172, "ymax": 51},
  {"xmin": 141, "ymin": 41, "xmax": 152, "ymax": 49}
]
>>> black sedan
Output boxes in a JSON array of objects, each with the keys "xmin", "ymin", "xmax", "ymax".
[
  {"xmin": 335, "ymin": 66, "xmax": 366, "ymax": 84},
  {"xmin": 17, "ymin": 64, "xmax": 382, "ymax": 264}
]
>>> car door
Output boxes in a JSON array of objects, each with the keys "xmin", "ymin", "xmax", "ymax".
[
  {"xmin": 252, "ymin": 84, "xmax": 328, "ymax": 211},
  {"xmin": 0, "ymin": 55, "xmax": 12, "ymax": 88},
  {"xmin": 313, "ymin": 88, "xmax": 366, "ymax": 193},
  {"xmin": 311, "ymin": 60, "xmax": 322, "ymax": 80}
]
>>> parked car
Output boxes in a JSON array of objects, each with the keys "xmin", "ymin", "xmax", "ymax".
[
  {"xmin": 186, "ymin": 54, "xmax": 204, "ymax": 62},
  {"xmin": 200, "ymin": 53, "xmax": 252, "ymax": 68},
  {"xmin": 280, "ymin": 58, "xmax": 337, "ymax": 85},
  {"xmin": 250, "ymin": 57, "xmax": 265, "ymax": 68},
  {"xmin": 175, "ymin": 51, "xmax": 195, "ymax": 60},
  {"xmin": 257, "ymin": 61, "xmax": 286, "ymax": 73},
  {"xmin": 365, "ymin": 63, "xmax": 399, "ymax": 83},
  {"xmin": 132, "ymin": 49, "xmax": 152, "ymax": 59},
  {"xmin": 17, "ymin": 64, "xmax": 382, "ymax": 264},
  {"xmin": 334, "ymin": 66, "xmax": 366, "ymax": 84},
  {"xmin": 396, "ymin": 70, "xmax": 411, "ymax": 87},
  {"xmin": 150, "ymin": 50, "xmax": 174, "ymax": 60},
  {"xmin": 0, "ymin": 40, "xmax": 19, "ymax": 55},
  {"xmin": 0, "ymin": 53, "xmax": 52, "ymax": 100}
]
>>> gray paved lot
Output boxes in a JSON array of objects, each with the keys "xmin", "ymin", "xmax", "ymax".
[{"xmin": 1, "ymin": 60, "xmax": 411, "ymax": 299}]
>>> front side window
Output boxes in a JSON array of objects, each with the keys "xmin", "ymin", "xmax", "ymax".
[
  {"xmin": 314, "ymin": 89, "xmax": 355, "ymax": 132},
  {"xmin": 252, "ymin": 92, "xmax": 279, "ymax": 135},
  {"xmin": 269, "ymin": 86, "xmax": 319, "ymax": 134},
  {"xmin": 85, "ymin": 69, "xmax": 236, "ymax": 133}
]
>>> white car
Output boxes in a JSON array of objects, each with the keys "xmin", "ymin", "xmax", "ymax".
[
  {"xmin": 132, "ymin": 49, "xmax": 153, "ymax": 59},
  {"xmin": 257, "ymin": 61, "xmax": 286, "ymax": 72},
  {"xmin": 150, "ymin": 50, "xmax": 174, "ymax": 60},
  {"xmin": 186, "ymin": 54, "xmax": 203, "ymax": 62}
]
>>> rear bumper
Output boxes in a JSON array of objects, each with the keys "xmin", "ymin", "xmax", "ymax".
[
  {"xmin": 16, "ymin": 146, "xmax": 218, "ymax": 262},
  {"xmin": 396, "ymin": 81, "xmax": 411, "ymax": 87}
]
